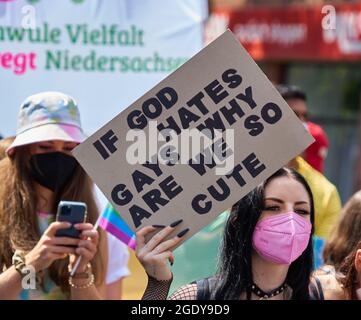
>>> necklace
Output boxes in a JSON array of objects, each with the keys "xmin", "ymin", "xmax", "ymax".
[{"xmin": 251, "ymin": 282, "xmax": 287, "ymax": 300}]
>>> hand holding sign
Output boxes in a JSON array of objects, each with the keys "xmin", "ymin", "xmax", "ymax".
[
  {"xmin": 136, "ymin": 219, "xmax": 187, "ymax": 281},
  {"xmin": 73, "ymin": 30, "xmax": 314, "ymax": 250}
]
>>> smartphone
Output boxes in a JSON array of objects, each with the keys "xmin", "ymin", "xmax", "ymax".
[{"xmin": 55, "ymin": 201, "xmax": 87, "ymax": 241}]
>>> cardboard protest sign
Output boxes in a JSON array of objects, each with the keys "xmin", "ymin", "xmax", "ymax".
[{"xmin": 73, "ymin": 30, "xmax": 314, "ymax": 247}]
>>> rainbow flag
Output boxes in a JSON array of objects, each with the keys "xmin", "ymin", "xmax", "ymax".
[{"xmin": 99, "ymin": 204, "xmax": 136, "ymax": 250}]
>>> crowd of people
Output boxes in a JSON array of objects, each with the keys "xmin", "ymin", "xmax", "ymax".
[{"xmin": 0, "ymin": 88, "xmax": 360, "ymax": 300}]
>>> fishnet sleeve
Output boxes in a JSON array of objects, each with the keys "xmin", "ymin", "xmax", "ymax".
[
  {"xmin": 168, "ymin": 284, "xmax": 198, "ymax": 300},
  {"xmin": 141, "ymin": 275, "xmax": 198, "ymax": 300},
  {"xmin": 142, "ymin": 275, "xmax": 173, "ymax": 300}
]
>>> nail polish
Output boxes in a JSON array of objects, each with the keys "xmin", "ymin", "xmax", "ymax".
[
  {"xmin": 170, "ymin": 219, "xmax": 183, "ymax": 228},
  {"xmin": 152, "ymin": 224, "xmax": 166, "ymax": 228},
  {"xmin": 177, "ymin": 228, "xmax": 190, "ymax": 238}
]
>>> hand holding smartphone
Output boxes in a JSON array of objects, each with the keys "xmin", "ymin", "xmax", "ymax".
[{"xmin": 55, "ymin": 201, "xmax": 87, "ymax": 244}]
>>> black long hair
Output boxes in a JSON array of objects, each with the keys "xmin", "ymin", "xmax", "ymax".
[{"xmin": 212, "ymin": 167, "xmax": 315, "ymax": 300}]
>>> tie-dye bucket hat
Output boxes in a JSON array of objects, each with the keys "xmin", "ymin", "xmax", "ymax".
[{"xmin": 7, "ymin": 91, "xmax": 86, "ymax": 156}]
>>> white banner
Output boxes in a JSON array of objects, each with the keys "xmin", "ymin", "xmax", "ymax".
[{"xmin": 0, "ymin": 0, "xmax": 207, "ymax": 137}]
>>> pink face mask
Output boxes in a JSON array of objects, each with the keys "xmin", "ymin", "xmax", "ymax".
[{"xmin": 252, "ymin": 212, "xmax": 312, "ymax": 265}]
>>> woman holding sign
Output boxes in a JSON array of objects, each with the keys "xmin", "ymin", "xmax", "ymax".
[
  {"xmin": 0, "ymin": 92, "xmax": 128, "ymax": 300},
  {"xmin": 137, "ymin": 167, "xmax": 320, "ymax": 300}
]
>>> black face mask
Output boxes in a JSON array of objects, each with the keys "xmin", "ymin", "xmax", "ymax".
[{"xmin": 29, "ymin": 152, "xmax": 78, "ymax": 192}]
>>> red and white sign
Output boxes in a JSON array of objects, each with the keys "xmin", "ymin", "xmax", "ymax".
[{"xmin": 207, "ymin": 4, "xmax": 361, "ymax": 61}]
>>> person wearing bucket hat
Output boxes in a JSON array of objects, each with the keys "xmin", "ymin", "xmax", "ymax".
[
  {"xmin": 0, "ymin": 92, "xmax": 128, "ymax": 300},
  {"xmin": 6, "ymin": 91, "xmax": 86, "ymax": 157}
]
